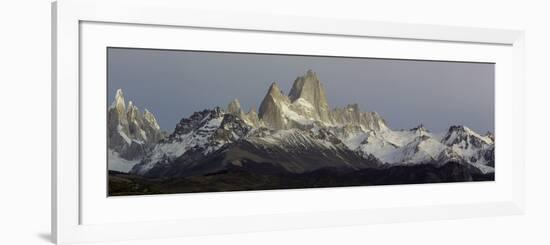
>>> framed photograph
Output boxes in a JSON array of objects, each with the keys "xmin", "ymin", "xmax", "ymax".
[{"xmin": 52, "ymin": 0, "xmax": 525, "ymax": 244}]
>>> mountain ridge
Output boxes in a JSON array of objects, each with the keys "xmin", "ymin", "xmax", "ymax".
[{"xmin": 108, "ymin": 70, "xmax": 494, "ymax": 179}]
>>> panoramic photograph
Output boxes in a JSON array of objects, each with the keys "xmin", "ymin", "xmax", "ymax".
[{"xmin": 107, "ymin": 47, "xmax": 495, "ymax": 196}]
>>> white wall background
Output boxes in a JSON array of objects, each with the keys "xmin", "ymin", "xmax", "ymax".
[{"xmin": 0, "ymin": 0, "xmax": 548, "ymax": 244}]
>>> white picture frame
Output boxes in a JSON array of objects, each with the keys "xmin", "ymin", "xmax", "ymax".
[{"xmin": 52, "ymin": 0, "xmax": 525, "ymax": 244}]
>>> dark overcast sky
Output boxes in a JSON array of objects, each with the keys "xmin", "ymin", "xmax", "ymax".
[{"xmin": 107, "ymin": 47, "xmax": 494, "ymax": 134}]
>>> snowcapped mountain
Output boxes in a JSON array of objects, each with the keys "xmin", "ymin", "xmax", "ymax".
[
  {"xmin": 257, "ymin": 70, "xmax": 388, "ymax": 131},
  {"xmin": 336, "ymin": 124, "xmax": 494, "ymax": 174},
  {"xmin": 131, "ymin": 108, "xmax": 252, "ymax": 176},
  {"xmin": 439, "ymin": 125, "xmax": 495, "ymax": 173},
  {"xmin": 130, "ymin": 109, "xmax": 377, "ymax": 177},
  {"xmin": 107, "ymin": 89, "xmax": 164, "ymax": 172},
  {"xmin": 115, "ymin": 70, "xmax": 495, "ymax": 179}
]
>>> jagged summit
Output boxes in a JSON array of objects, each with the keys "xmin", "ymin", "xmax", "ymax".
[
  {"xmin": 442, "ymin": 125, "xmax": 493, "ymax": 146},
  {"xmin": 256, "ymin": 70, "xmax": 389, "ymax": 130},
  {"xmin": 227, "ymin": 98, "xmax": 242, "ymax": 114},
  {"xmin": 127, "ymin": 101, "xmax": 139, "ymax": 120},
  {"xmin": 330, "ymin": 105, "xmax": 388, "ymax": 131},
  {"xmin": 258, "ymin": 82, "xmax": 288, "ymax": 129},
  {"xmin": 267, "ymin": 82, "xmax": 284, "ymax": 96},
  {"xmin": 443, "ymin": 125, "xmax": 472, "ymax": 141},
  {"xmin": 288, "ymin": 69, "xmax": 331, "ymax": 122},
  {"xmin": 115, "ymin": 88, "xmax": 124, "ymax": 100},
  {"xmin": 288, "ymin": 70, "xmax": 320, "ymax": 102},
  {"xmin": 410, "ymin": 124, "xmax": 429, "ymax": 133},
  {"xmin": 448, "ymin": 125, "xmax": 469, "ymax": 132},
  {"xmin": 143, "ymin": 109, "xmax": 161, "ymax": 131},
  {"xmin": 261, "ymin": 82, "xmax": 287, "ymax": 104},
  {"xmin": 107, "ymin": 88, "xmax": 164, "ymax": 163},
  {"xmin": 110, "ymin": 88, "xmax": 126, "ymax": 111}
]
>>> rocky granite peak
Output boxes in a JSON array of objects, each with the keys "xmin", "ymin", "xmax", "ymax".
[
  {"xmin": 410, "ymin": 124, "xmax": 429, "ymax": 134},
  {"xmin": 111, "ymin": 89, "xmax": 126, "ymax": 112},
  {"xmin": 288, "ymin": 70, "xmax": 331, "ymax": 122},
  {"xmin": 227, "ymin": 98, "xmax": 242, "ymax": 115},
  {"xmin": 258, "ymin": 82, "xmax": 290, "ymax": 129},
  {"xmin": 256, "ymin": 70, "xmax": 390, "ymax": 130},
  {"xmin": 143, "ymin": 109, "xmax": 161, "ymax": 131},
  {"xmin": 267, "ymin": 82, "xmax": 286, "ymax": 99},
  {"xmin": 107, "ymin": 89, "xmax": 164, "ymax": 160},
  {"xmin": 242, "ymin": 106, "xmax": 262, "ymax": 128},
  {"xmin": 330, "ymin": 104, "xmax": 388, "ymax": 131}
]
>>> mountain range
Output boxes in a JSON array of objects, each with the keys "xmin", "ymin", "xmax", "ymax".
[{"xmin": 107, "ymin": 70, "xmax": 494, "ymax": 194}]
